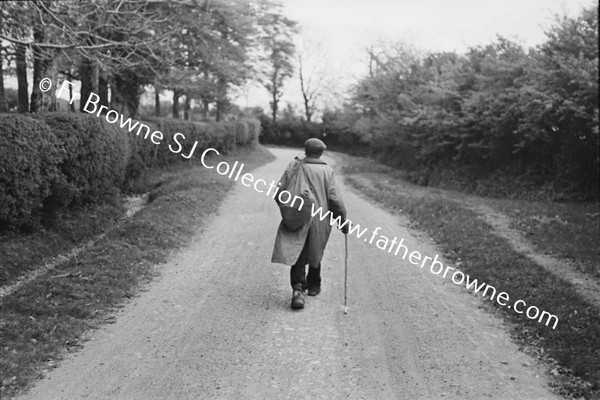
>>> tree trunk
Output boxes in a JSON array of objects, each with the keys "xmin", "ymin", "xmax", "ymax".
[
  {"xmin": 216, "ymin": 97, "xmax": 224, "ymax": 121},
  {"xmin": 215, "ymin": 76, "xmax": 228, "ymax": 122},
  {"xmin": 30, "ymin": 27, "xmax": 57, "ymax": 112},
  {"xmin": 109, "ymin": 71, "xmax": 140, "ymax": 118},
  {"xmin": 172, "ymin": 90, "xmax": 180, "ymax": 119},
  {"xmin": 15, "ymin": 44, "xmax": 28, "ymax": 113},
  {"xmin": 271, "ymin": 91, "xmax": 278, "ymax": 123},
  {"xmin": 154, "ymin": 85, "xmax": 161, "ymax": 117},
  {"xmin": 109, "ymin": 83, "xmax": 120, "ymax": 113},
  {"xmin": 299, "ymin": 60, "xmax": 311, "ymax": 122},
  {"xmin": 183, "ymin": 94, "xmax": 190, "ymax": 121},
  {"xmin": 201, "ymin": 99, "xmax": 209, "ymax": 120},
  {"xmin": 79, "ymin": 58, "xmax": 99, "ymax": 112},
  {"xmin": 30, "ymin": 57, "xmax": 58, "ymax": 112},
  {"xmin": 127, "ymin": 91, "xmax": 140, "ymax": 119},
  {"xmin": 116, "ymin": 72, "xmax": 140, "ymax": 119},
  {"xmin": 0, "ymin": 51, "xmax": 8, "ymax": 113},
  {"xmin": 0, "ymin": 13, "xmax": 6, "ymax": 112},
  {"xmin": 270, "ymin": 70, "xmax": 279, "ymax": 123},
  {"xmin": 68, "ymin": 79, "xmax": 75, "ymax": 112},
  {"xmin": 98, "ymin": 74, "xmax": 109, "ymax": 107},
  {"xmin": 271, "ymin": 96, "xmax": 278, "ymax": 122},
  {"xmin": 303, "ymin": 94, "xmax": 312, "ymax": 123},
  {"xmin": 216, "ymin": 98, "xmax": 227, "ymax": 122}
]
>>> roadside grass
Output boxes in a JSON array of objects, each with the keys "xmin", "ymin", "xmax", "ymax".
[
  {"xmin": 0, "ymin": 145, "xmax": 275, "ymax": 399},
  {"xmin": 341, "ymin": 157, "xmax": 600, "ymax": 281},
  {"xmin": 341, "ymin": 155, "xmax": 600, "ymax": 399},
  {"xmin": 0, "ymin": 201, "xmax": 125, "ymax": 287},
  {"xmin": 488, "ymin": 199, "xmax": 599, "ymax": 279}
]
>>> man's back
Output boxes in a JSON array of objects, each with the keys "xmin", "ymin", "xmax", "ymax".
[
  {"xmin": 271, "ymin": 139, "xmax": 347, "ymax": 310},
  {"xmin": 280, "ymin": 156, "xmax": 343, "ymax": 216}
]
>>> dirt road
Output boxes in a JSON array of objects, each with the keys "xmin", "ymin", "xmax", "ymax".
[{"xmin": 16, "ymin": 148, "xmax": 559, "ymax": 400}]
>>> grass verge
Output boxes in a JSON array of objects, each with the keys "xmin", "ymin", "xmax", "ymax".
[
  {"xmin": 0, "ymin": 145, "xmax": 275, "ymax": 398},
  {"xmin": 0, "ymin": 201, "xmax": 125, "ymax": 287},
  {"xmin": 341, "ymin": 154, "xmax": 600, "ymax": 399},
  {"xmin": 489, "ymin": 199, "xmax": 599, "ymax": 278}
]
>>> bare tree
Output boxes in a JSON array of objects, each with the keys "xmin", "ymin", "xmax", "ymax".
[
  {"xmin": 298, "ymin": 51, "xmax": 332, "ymax": 123},
  {"xmin": 255, "ymin": 1, "xmax": 297, "ymax": 123},
  {"xmin": 0, "ymin": 53, "xmax": 6, "ymax": 113},
  {"xmin": 0, "ymin": 0, "xmax": 173, "ymax": 114},
  {"xmin": 0, "ymin": 11, "xmax": 7, "ymax": 113}
]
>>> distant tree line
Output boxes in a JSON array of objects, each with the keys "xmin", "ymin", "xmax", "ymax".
[
  {"xmin": 0, "ymin": 0, "xmax": 297, "ymax": 121},
  {"xmin": 262, "ymin": 6, "xmax": 599, "ymax": 199}
]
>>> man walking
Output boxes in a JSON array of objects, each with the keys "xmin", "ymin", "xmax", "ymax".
[{"xmin": 271, "ymin": 138, "xmax": 348, "ymax": 310}]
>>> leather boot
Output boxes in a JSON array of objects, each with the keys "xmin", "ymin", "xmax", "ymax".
[
  {"xmin": 290, "ymin": 264, "xmax": 307, "ymax": 292},
  {"xmin": 307, "ymin": 285, "xmax": 321, "ymax": 297},
  {"xmin": 291, "ymin": 284, "xmax": 305, "ymax": 310},
  {"xmin": 307, "ymin": 266, "xmax": 321, "ymax": 296}
]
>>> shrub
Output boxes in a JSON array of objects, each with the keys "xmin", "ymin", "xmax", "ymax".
[
  {"xmin": 142, "ymin": 118, "xmax": 200, "ymax": 166},
  {"xmin": 208, "ymin": 121, "xmax": 236, "ymax": 154},
  {"xmin": 120, "ymin": 120, "xmax": 164, "ymax": 174},
  {"xmin": 234, "ymin": 121, "xmax": 249, "ymax": 145},
  {"xmin": 143, "ymin": 117, "xmax": 259, "ymax": 163},
  {"xmin": 245, "ymin": 119, "xmax": 261, "ymax": 145},
  {"xmin": 0, "ymin": 115, "xmax": 62, "ymax": 229},
  {"xmin": 31, "ymin": 112, "xmax": 130, "ymax": 208}
]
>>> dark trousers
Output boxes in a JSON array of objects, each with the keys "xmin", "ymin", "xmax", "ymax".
[
  {"xmin": 290, "ymin": 262, "xmax": 321, "ymax": 290},
  {"xmin": 290, "ymin": 235, "xmax": 321, "ymax": 289}
]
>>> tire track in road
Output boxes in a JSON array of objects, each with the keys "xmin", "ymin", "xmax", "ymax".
[{"xmin": 16, "ymin": 147, "xmax": 558, "ymax": 400}]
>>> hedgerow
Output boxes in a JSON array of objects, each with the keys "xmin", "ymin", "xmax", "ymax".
[
  {"xmin": 143, "ymin": 117, "xmax": 259, "ymax": 165},
  {"xmin": 0, "ymin": 113, "xmax": 260, "ymax": 230},
  {"xmin": 32, "ymin": 113, "xmax": 130, "ymax": 209},
  {"xmin": 0, "ymin": 115, "xmax": 61, "ymax": 229}
]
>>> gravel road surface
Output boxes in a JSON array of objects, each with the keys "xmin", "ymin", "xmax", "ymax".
[{"xmin": 16, "ymin": 147, "xmax": 558, "ymax": 400}]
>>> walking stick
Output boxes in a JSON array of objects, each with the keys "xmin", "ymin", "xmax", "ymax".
[{"xmin": 344, "ymin": 233, "xmax": 348, "ymax": 314}]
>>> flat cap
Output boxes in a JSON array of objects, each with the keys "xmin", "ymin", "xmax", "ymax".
[{"xmin": 304, "ymin": 138, "xmax": 327, "ymax": 152}]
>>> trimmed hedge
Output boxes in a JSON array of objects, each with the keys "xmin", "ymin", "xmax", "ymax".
[
  {"xmin": 143, "ymin": 117, "xmax": 259, "ymax": 167},
  {"xmin": 0, "ymin": 113, "xmax": 260, "ymax": 230},
  {"xmin": 0, "ymin": 116, "xmax": 61, "ymax": 228},
  {"xmin": 32, "ymin": 113, "xmax": 130, "ymax": 208}
]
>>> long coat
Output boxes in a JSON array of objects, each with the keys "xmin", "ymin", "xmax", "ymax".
[{"xmin": 271, "ymin": 155, "xmax": 346, "ymax": 267}]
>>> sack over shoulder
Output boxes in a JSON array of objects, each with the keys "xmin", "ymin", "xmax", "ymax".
[{"xmin": 278, "ymin": 162, "xmax": 315, "ymax": 231}]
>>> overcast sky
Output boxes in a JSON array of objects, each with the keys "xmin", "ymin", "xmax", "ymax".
[{"xmin": 239, "ymin": 0, "xmax": 595, "ymax": 115}]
